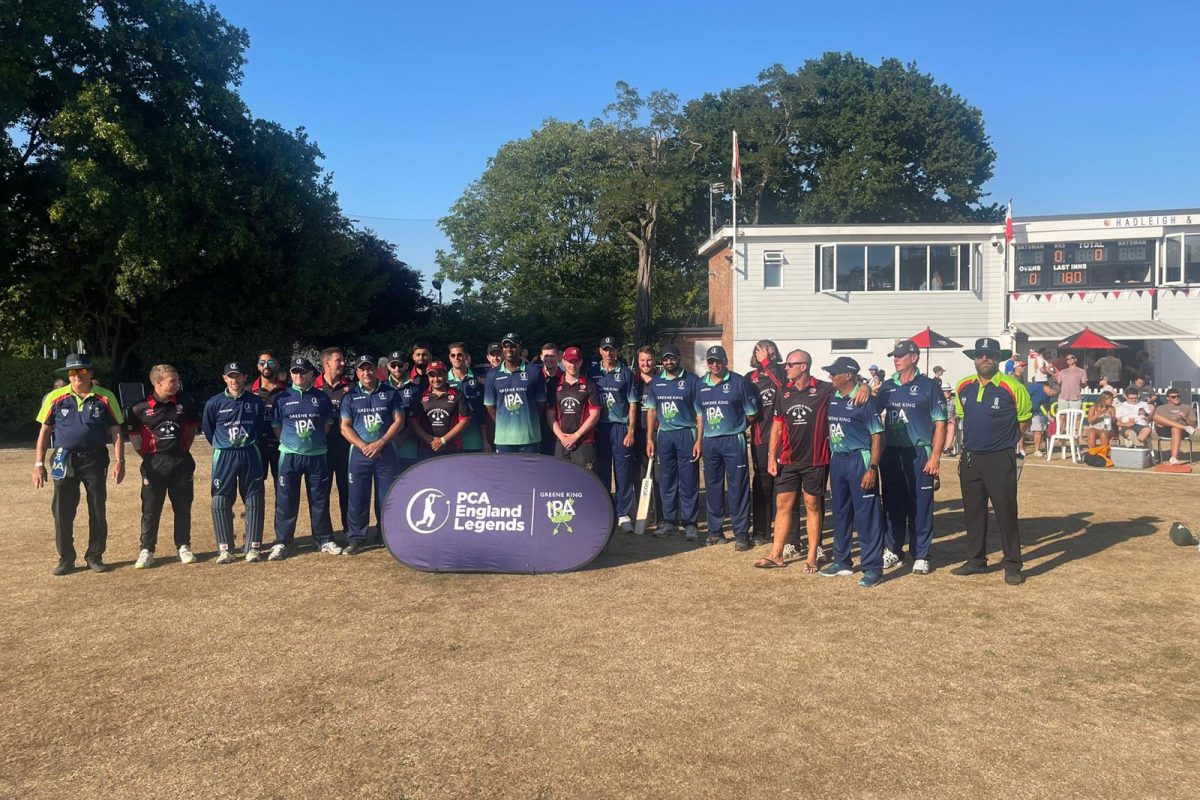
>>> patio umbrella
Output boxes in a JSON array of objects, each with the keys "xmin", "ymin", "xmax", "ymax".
[
  {"xmin": 905, "ymin": 327, "xmax": 963, "ymax": 373},
  {"xmin": 1054, "ymin": 327, "xmax": 1125, "ymax": 350}
]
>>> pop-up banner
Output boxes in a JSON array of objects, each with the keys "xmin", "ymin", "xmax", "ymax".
[{"xmin": 381, "ymin": 454, "xmax": 615, "ymax": 573}]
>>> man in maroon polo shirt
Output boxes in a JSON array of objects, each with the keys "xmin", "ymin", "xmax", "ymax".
[
  {"xmin": 415, "ymin": 361, "xmax": 470, "ymax": 456},
  {"xmin": 547, "ymin": 346, "xmax": 602, "ymax": 469},
  {"xmin": 251, "ymin": 349, "xmax": 288, "ymax": 484},
  {"xmin": 747, "ymin": 339, "xmax": 786, "ymax": 544}
]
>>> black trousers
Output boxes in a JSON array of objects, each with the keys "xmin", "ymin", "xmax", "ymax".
[
  {"xmin": 261, "ymin": 443, "xmax": 281, "ymax": 485},
  {"xmin": 51, "ymin": 449, "xmax": 109, "ymax": 562},
  {"xmin": 959, "ymin": 449, "xmax": 1022, "ymax": 571},
  {"xmin": 555, "ymin": 440, "xmax": 596, "ymax": 470},
  {"xmin": 140, "ymin": 453, "xmax": 195, "ymax": 551},
  {"xmin": 326, "ymin": 437, "xmax": 350, "ymax": 532},
  {"xmin": 750, "ymin": 439, "xmax": 776, "ymax": 535}
]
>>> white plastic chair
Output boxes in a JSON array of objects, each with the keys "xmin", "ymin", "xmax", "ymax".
[{"xmin": 1047, "ymin": 408, "xmax": 1086, "ymax": 462}]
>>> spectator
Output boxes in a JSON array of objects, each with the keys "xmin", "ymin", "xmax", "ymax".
[
  {"xmin": 1115, "ymin": 386, "xmax": 1153, "ymax": 447},
  {"xmin": 1085, "ymin": 389, "xmax": 1117, "ymax": 449},
  {"xmin": 1056, "ymin": 354, "xmax": 1088, "ymax": 410},
  {"xmin": 1135, "ymin": 350, "xmax": 1155, "ymax": 382},
  {"xmin": 941, "ymin": 381, "xmax": 957, "ymax": 454},
  {"xmin": 1009, "ymin": 360, "xmax": 1027, "ymax": 381},
  {"xmin": 932, "ymin": 365, "xmax": 945, "ymax": 382},
  {"xmin": 1082, "ymin": 355, "xmax": 1099, "ymax": 387},
  {"xmin": 1129, "ymin": 375, "xmax": 1157, "ymax": 406},
  {"xmin": 1028, "ymin": 348, "xmax": 1050, "ymax": 384},
  {"xmin": 1094, "ymin": 352, "xmax": 1123, "ymax": 387},
  {"xmin": 867, "ymin": 365, "xmax": 883, "ymax": 394},
  {"xmin": 1153, "ymin": 389, "xmax": 1197, "ymax": 465},
  {"xmin": 1026, "ymin": 380, "xmax": 1058, "ymax": 455}
]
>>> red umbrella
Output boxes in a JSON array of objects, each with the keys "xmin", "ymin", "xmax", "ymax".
[
  {"xmin": 1055, "ymin": 327, "xmax": 1125, "ymax": 350},
  {"xmin": 906, "ymin": 327, "xmax": 963, "ymax": 372}
]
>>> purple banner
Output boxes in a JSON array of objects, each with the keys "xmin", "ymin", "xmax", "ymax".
[{"xmin": 381, "ymin": 454, "xmax": 615, "ymax": 573}]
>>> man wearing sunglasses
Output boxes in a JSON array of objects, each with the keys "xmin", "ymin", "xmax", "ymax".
[
  {"xmin": 696, "ymin": 345, "xmax": 760, "ymax": 550},
  {"xmin": 446, "ymin": 342, "xmax": 487, "ymax": 452},
  {"xmin": 251, "ymin": 350, "xmax": 288, "ymax": 484},
  {"xmin": 1153, "ymin": 389, "xmax": 1197, "ymax": 465},
  {"xmin": 340, "ymin": 355, "xmax": 405, "ymax": 554},
  {"xmin": 270, "ymin": 357, "xmax": 339, "ymax": 560},
  {"xmin": 644, "ymin": 344, "xmax": 703, "ymax": 541},
  {"xmin": 34, "ymin": 353, "xmax": 127, "ymax": 575},
  {"xmin": 589, "ymin": 336, "xmax": 640, "ymax": 533},
  {"xmin": 201, "ymin": 362, "xmax": 267, "ymax": 563}
]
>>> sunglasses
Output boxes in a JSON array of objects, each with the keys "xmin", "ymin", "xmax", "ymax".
[
  {"xmin": 706, "ymin": 358, "xmax": 725, "ymax": 365},
  {"xmin": 785, "ymin": 361, "xmax": 808, "ymax": 368},
  {"xmin": 449, "ymin": 352, "xmax": 466, "ymax": 358},
  {"xmin": 258, "ymin": 359, "xmax": 277, "ymax": 366},
  {"xmin": 290, "ymin": 368, "xmax": 310, "ymax": 376},
  {"xmin": 1167, "ymin": 394, "xmax": 1181, "ymax": 399},
  {"xmin": 67, "ymin": 368, "xmax": 91, "ymax": 377}
]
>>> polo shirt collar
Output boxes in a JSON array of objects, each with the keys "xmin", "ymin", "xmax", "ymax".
[
  {"xmin": 224, "ymin": 388, "xmax": 246, "ymax": 399},
  {"xmin": 703, "ymin": 370, "xmax": 730, "ymax": 387},
  {"xmin": 658, "ymin": 368, "xmax": 684, "ymax": 380},
  {"xmin": 889, "ymin": 368, "xmax": 923, "ymax": 385},
  {"xmin": 598, "ymin": 362, "xmax": 622, "ymax": 374},
  {"xmin": 499, "ymin": 360, "xmax": 526, "ymax": 375},
  {"xmin": 147, "ymin": 394, "xmax": 177, "ymax": 408}
]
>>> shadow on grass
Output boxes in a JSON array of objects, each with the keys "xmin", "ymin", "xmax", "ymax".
[{"xmin": 1020, "ymin": 513, "xmax": 1161, "ymax": 578}]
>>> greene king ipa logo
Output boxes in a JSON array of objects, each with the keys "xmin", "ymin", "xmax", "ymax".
[{"xmin": 544, "ymin": 492, "xmax": 580, "ymax": 535}]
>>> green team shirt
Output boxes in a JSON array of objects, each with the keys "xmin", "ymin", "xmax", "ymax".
[{"xmin": 483, "ymin": 361, "xmax": 547, "ymax": 446}]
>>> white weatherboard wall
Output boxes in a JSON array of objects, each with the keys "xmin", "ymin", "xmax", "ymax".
[{"xmin": 726, "ymin": 226, "xmax": 1002, "ymax": 381}]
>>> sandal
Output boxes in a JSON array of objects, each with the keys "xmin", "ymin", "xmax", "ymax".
[
  {"xmin": 753, "ymin": 557, "xmax": 787, "ymax": 569},
  {"xmin": 803, "ymin": 561, "xmax": 819, "ymax": 574}
]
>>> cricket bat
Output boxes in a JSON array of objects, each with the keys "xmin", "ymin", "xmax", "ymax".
[{"xmin": 633, "ymin": 458, "xmax": 655, "ymax": 536}]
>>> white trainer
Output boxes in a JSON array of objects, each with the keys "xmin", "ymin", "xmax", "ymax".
[
  {"xmin": 319, "ymin": 541, "xmax": 343, "ymax": 555},
  {"xmin": 134, "ymin": 549, "xmax": 154, "ymax": 569},
  {"xmin": 177, "ymin": 545, "xmax": 196, "ymax": 564},
  {"xmin": 912, "ymin": 558, "xmax": 931, "ymax": 574},
  {"xmin": 244, "ymin": 547, "xmax": 262, "ymax": 563},
  {"xmin": 267, "ymin": 543, "xmax": 288, "ymax": 561},
  {"xmin": 782, "ymin": 543, "xmax": 800, "ymax": 560},
  {"xmin": 214, "ymin": 549, "xmax": 234, "ymax": 565},
  {"xmin": 815, "ymin": 545, "xmax": 826, "ymax": 564},
  {"xmin": 882, "ymin": 549, "xmax": 901, "ymax": 569}
]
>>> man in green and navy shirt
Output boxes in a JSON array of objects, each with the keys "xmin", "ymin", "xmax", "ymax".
[
  {"xmin": 644, "ymin": 344, "xmax": 703, "ymax": 541},
  {"xmin": 340, "ymin": 355, "xmax": 405, "ymax": 553},
  {"xmin": 483, "ymin": 332, "xmax": 546, "ymax": 454},
  {"xmin": 952, "ymin": 337, "xmax": 1033, "ymax": 585},
  {"xmin": 270, "ymin": 357, "xmax": 339, "ymax": 559},
  {"xmin": 33, "ymin": 353, "xmax": 126, "ymax": 575},
  {"xmin": 447, "ymin": 342, "xmax": 487, "ymax": 452},
  {"xmin": 588, "ymin": 336, "xmax": 640, "ymax": 533},
  {"xmin": 696, "ymin": 345, "xmax": 759, "ymax": 549},
  {"xmin": 202, "ymin": 361, "xmax": 267, "ymax": 563},
  {"xmin": 877, "ymin": 339, "xmax": 947, "ymax": 575}
]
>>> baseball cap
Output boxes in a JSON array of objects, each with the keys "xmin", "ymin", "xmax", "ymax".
[
  {"xmin": 868, "ymin": 364, "xmax": 879, "ymax": 371},
  {"xmin": 223, "ymin": 361, "xmax": 248, "ymax": 377},
  {"xmin": 426, "ymin": 360, "xmax": 448, "ymax": 375},
  {"xmin": 354, "ymin": 355, "xmax": 376, "ymax": 370},
  {"xmin": 889, "ymin": 340, "xmax": 920, "ymax": 358},
  {"xmin": 387, "ymin": 350, "xmax": 406, "ymax": 365},
  {"xmin": 290, "ymin": 357, "xmax": 315, "ymax": 373},
  {"xmin": 661, "ymin": 344, "xmax": 681, "ymax": 359},
  {"xmin": 562, "ymin": 346, "xmax": 583, "ymax": 363},
  {"xmin": 822, "ymin": 356, "xmax": 861, "ymax": 376},
  {"xmin": 705, "ymin": 345, "xmax": 728, "ymax": 362},
  {"xmin": 501, "ymin": 333, "xmax": 521, "ymax": 345},
  {"xmin": 600, "ymin": 336, "xmax": 619, "ymax": 350}
]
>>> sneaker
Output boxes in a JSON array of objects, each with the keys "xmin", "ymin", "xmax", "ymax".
[
  {"xmin": 684, "ymin": 525, "xmax": 698, "ymax": 542},
  {"xmin": 319, "ymin": 541, "xmax": 343, "ymax": 555},
  {"xmin": 178, "ymin": 545, "xmax": 196, "ymax": 564},
  {"xmin": 751, "ymin": 534, "xmax": 770, "ymax": 547},
  {"xmin": 244, "ymin": 547, "xmax": 262, "ymax": 563},
  {"xmin": 781, "ymin": 543, "xmax": 800, "ymax": 560},
  {"xmin": 1170, "ymin": 457, "xmax": 1184, "ymax": 465},
  {"xmin": 1004, "ymin": 569, "xmax": 1025, "ymax": 586},
  {"xmin": 617, "ymin": 516, "xmax": 634, "ymax": 534},
  {"xmin": 215, "ymin": 550, "xmax": 234, "ymax": 565},
  {"xmin": 267, "ymin": 543, "xmax": 288, "ymax": 561},
  {"xmin": 818, "ymin": 561, "xmax": 853, "ymax": 577},
  {"xmin": 912, "ymin": 558, "xmax": 931, "ymax": 575},
  {"xmin": 882, "ymin": 548, "xmax": 901, "ymax": 569},
  {"xmin": 134, "ymin": 549, "xmax": 154, "ymax": 569},
  {"xmin": 652, "ymin": 523, "xmax": 675, "ymax": 539},
  {"xmin": 950, "ymin": 562, "xmax": 987, "ymax": 576},
  {"xmin": 815, "ymin": 545, "xmax": 827, "ymax": 564},
  {"xmin": 84, "ymin": 558, "xmax": 109, "ymax": 573},
  {"xmin": 343, "ymin": 542, "xmax": 364, "ymax": 556},
  {"xmin": 858, "ymin": 569, "xmax": 883, "ymax": 588},
  {"xmin": 51, "ymin": 560, "xmax": 75, "ymax": 576},
  {"xmin": 734, "ymin": 536, "xmax": 753, "ymax": 551}
]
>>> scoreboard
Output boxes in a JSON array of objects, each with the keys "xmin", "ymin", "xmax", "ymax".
[{"xmin": 1014, "ymin": 240, "xmax": 1152, "ymax": 289}]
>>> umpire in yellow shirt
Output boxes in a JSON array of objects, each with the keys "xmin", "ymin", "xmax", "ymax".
[{"xmin": 951, "ymin": 338, "xmax": 1032, "ymax": 585}]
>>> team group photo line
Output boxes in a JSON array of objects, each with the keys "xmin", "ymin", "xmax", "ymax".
[{"xmin": 41, "ymin": 328, "xmax": 1174, "ymax": 588}]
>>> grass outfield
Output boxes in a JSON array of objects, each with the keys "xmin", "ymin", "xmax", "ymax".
[{"xmin": 2, "ymin": 443, "xmax": 1199, "ymax": 799}]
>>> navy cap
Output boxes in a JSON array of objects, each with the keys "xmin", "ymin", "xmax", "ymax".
[
  {"xmin": 223, "ymin": 361, "xmax": 248, "ymax": 377},
  {"xmin": 661, "ymin": 344, "xmax": 681, "ymax": 358},
  {"xmin": 354, "ymin": 354, "xmax": 376, "ymax": 370},
  {"xmin": 387, "ymin": 350, "xmax": 406, "ymax": 365},
  {"xmin": 487, "ymin": 342, "xmax": 502, "ymax": 355},
  {"xmin": 600, "ymin": 336, "xmax": 619, "ymax": 349},
  {"xmin": 888, "ymin": 339, "xmax": 920, "ymax": 358},
  {"xmin": 289, "ymin": 357, "xmax": 315, "ymax": 373},
  {"xmin": 501, "ymin": 333, "xmax": 521, "ymax": 345},
  {"xmin": 963, "ymin": 337, "xmax": 1013, "ymax": 360},
  {"xmin": 822, "ymin": 356, "xmax": 861, "ymax": 376},
  {"xmin": 705, "ymin": 345, "xmax": 728, "ymax": 362},
  {"xmin": 60, "ymin": 353, "xmax": 93, "ymax": 372}
]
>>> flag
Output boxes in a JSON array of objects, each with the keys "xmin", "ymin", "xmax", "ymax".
[
  {"xmin": 731, "ymin": 130, "xmax": 742, "ymax": 196},
  {"xmin": 1004, "ymin": 199, "xmax": 1014, "ymax": 244}
]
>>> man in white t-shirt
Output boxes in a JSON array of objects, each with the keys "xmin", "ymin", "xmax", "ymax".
[
  {"xmin": 1028, "ymin": 349, "xmax": 1049, "ymax": 384},
  {"xmin": 1115, "ymin": 386, "xmax": 1153, "ymax": 447}
]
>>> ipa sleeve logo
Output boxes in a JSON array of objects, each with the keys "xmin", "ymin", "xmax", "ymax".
[{"xmin": 407, "ymin": 488, "xmax": 451, "ymax": 534}]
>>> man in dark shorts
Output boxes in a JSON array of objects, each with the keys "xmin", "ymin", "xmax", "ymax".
[{"xmin": 546, "ymin": 346, "xmax": 602, "ymax": 468}]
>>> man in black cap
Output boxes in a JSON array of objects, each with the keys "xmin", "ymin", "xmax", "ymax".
[
  {"xmin": 589, "ymin": 336, "xmax": 640, "ymax": 533},
  {"xmin": 696, "ymin": 344, "xmax": 760, "ymax": 549},
  {"xmin": 952, "ymin": 337, "xmax": 1032, "ymax": 585},
  {"xmin": 201, "ymin": 362, "xmax": 267, "ymax": 563},
  {"xmin": 33, "ymin": 353, "xmax": 127, "ymax": 574},
  {"xmin": 644, "ymin": 343, "xmax": 703, "ymax": 540},
  {"xmin": 385, "ymin": 350, "xmax": 409, "ymax": 390},
  {"xmin": 483, "ymin": 332, "xmax": 547, "ymax": 453},
  {"xmin": 340, "ymin": 354, "xmax": 405, "ymax": 554}
]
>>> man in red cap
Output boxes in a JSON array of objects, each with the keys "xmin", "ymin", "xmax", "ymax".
[
  {"xmin": 416, "ymin": 361, "xmax": 470, "ymax": 456},
  {"xmin": 546, "ymin": 347, "xmax": 602, "ymax": 468}
]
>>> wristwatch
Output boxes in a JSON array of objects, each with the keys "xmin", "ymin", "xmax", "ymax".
[
  {"xmin": 868, "ymin": 464, "xmax": 879, "ymax": 471},
  {"xmin": 34, "ymin": 461, "xmax": 44, "ymax": 468}
]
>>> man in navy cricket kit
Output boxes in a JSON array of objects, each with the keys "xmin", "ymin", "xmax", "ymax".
[
  {"xmin": 314, "ymin": 347, "xmax": 352, "ymax": 533},
  {"xmin": 33, "ymin": 353, "xmax": 127, "ymax": 575},
  {"xmin": 818, "ymin": 357, "xmax": 886, "ymax": 588},
  {"xmin": 483, "ymin": 333, "xmax": 547, "ymax": 454},
  {"xmin": 270, "ymin": 357, "xmax": 339, "ymax": 560},
  {"xmin": 589, "ymin": 336, "xmax": 640, "ymax": 533},
  {"xmin": 447, "ymin": 342, "xmax": 487, "ymax": 452},
  {"xmin": 877, "ymin": 339, "xmax": 946, "ymax": 575},
  {"xmin": 201, "ymin": 362, "xmax": 267, "ymax": 563},
  {"xmin": 696, "ymin": 345, "xmax": 759, "ymax": 550},
  {"xmin": 644, "ymin": 344, "xmax": 703, "ymax": 541},
  {"xmin": 747, "ymin": 340, "xmax": 786, "ymax": 543},
  {"xmin": 340, "ymin": 355, "xmax": 405, "ymax": 555},
  {"xmin": 952, "ymin": 338, "xmax": 1033, "ymax": 585},
  {"xmin": 127, "ymin": 364, "xmax": 202, "ymax": 569},
  {"xmin": 546, "ymin": 346, "xmax": 602, "ymax": 469}
]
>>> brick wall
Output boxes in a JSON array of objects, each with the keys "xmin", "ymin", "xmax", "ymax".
[{"xmin": 707, "ymin": 244, "xmax": 733, "ymax": 353}]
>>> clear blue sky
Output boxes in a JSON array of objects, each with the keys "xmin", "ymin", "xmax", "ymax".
[{"xmin": 218, "ymin": 0, "xmax": 1199, "ymax": 289}]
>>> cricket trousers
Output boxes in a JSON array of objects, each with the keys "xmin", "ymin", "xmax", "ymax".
[
  {"xmin": 655, "ymin": 428, "xmax": 699, "ymax": 527},
  {"xmin": 326, "ymin": 436, "xmax": 350, "ymax": 532},
  {"xmin": 596, "ymin": 421, "xmax": 636, "ymax": 519},
  {"xmin": 274, "ymin": 452, "xmax": 334, "ymax": 546},
  {"xmin": 210, "ymin": 447, "xmax": 265, "ymax": 553},
  {"xmin": 881, "ymin": 445, "xmax": 935, "ymax": 560},
  {"xmin": 346, "ymin": 447, "xmax": 398, "ymax": 543},
  {"xmin": 829, "ymin": 451, "xmax": 884, "ymax": 572},
  {"xmin": 702, "ymin": 433, "xmax": 750, "ymax": 538},
  {"xmin": 51, "ymin": 449, "xmax": 109, "ymax": 562},
  {"xmin": 140, "ymin": 452, "xmax": 195, "ymax": 551},
  {"xmin": 959, "ymin": 449, "xmax": 1022, "ymax": 571},
  {"xmin": 750, "ymin": 438, "xmax": 776, "ymax": 535}
]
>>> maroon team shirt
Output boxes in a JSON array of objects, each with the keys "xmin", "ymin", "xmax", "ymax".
[
  {"xmin": 420, "ymin": 387, "xmax": 468, "ymax": 452},
  {"xmin": 548, "ymin": 374, "xmax": 602, "ymax": 445},
  {"xmin": 771, "ymin": 376, "xmax": 834, "ymax": 468},
  {"xmin": 126, "ymin": 393, "xmax": 201, "ymax": 456},
  {"xmin": 748, "ymin": 361, "xmax": 786, "ymax": 447}
]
